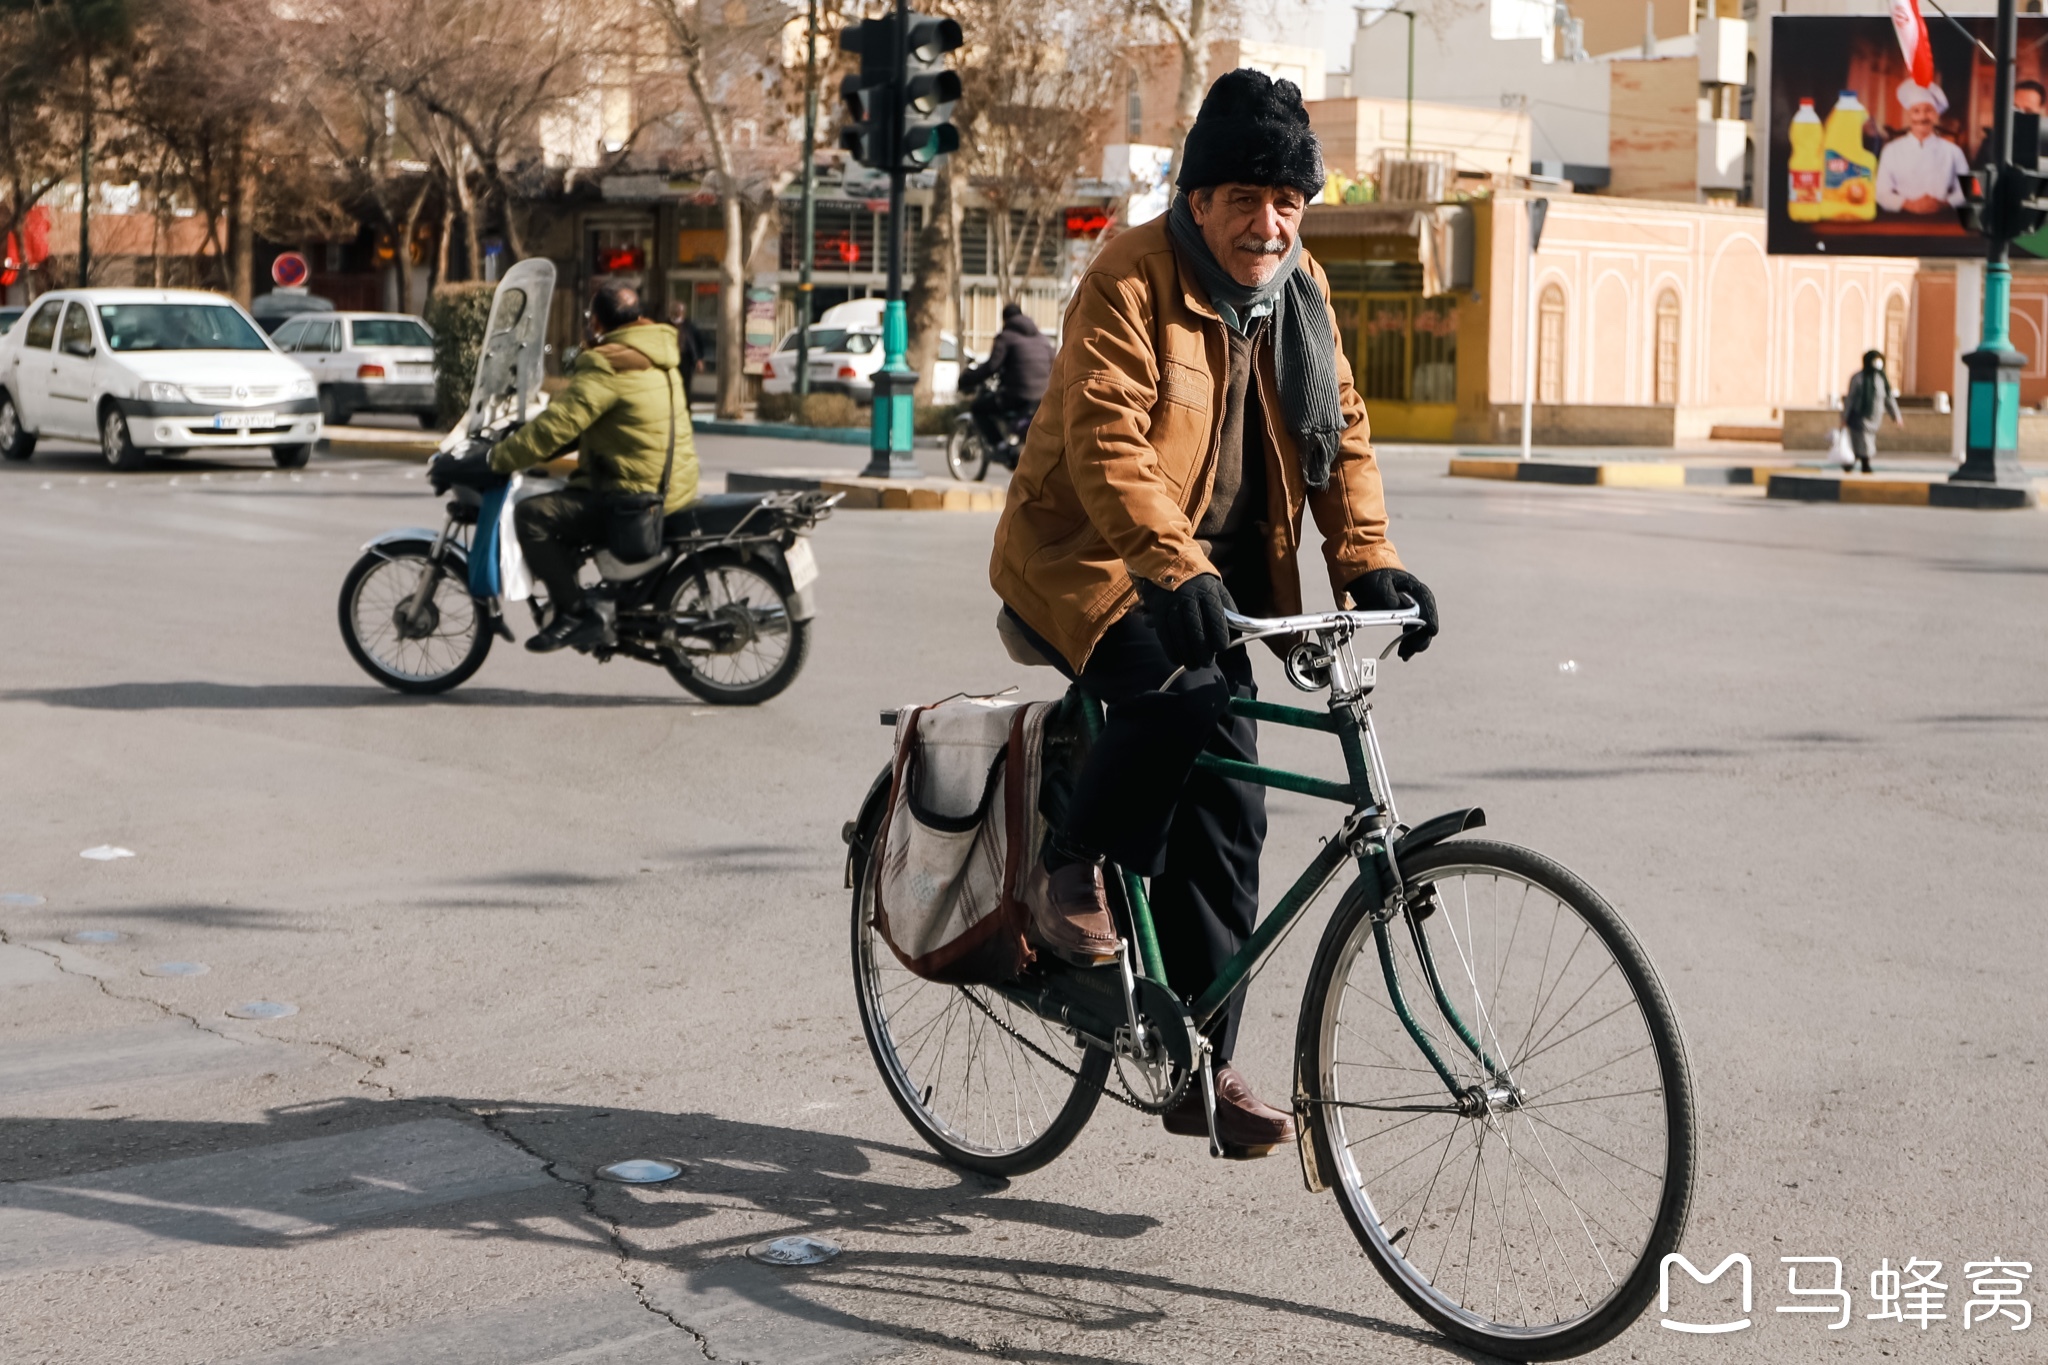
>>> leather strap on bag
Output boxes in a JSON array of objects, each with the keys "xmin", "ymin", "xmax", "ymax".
[{"xmin": 658, "ymin": 361, "xmax": 676, "ymax": 503}]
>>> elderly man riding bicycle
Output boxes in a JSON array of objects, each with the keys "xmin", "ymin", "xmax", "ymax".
[{"xmin": 990, "ymin": 69, "xmax": 1440, "ymax": 1157}]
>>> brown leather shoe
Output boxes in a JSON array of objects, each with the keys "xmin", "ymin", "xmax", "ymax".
[
  {"xmin": 1162, "ymin": 1065, "xmax": 1298, "ymax": 1158},
  {"xmin": 1030, "ymin": 861, "xmax": 1121, "ymax": 966}
]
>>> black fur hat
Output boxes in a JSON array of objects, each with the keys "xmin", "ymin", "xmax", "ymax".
[{"xmin": 1175, "ymin": 68, "xmax": 1325, "ymax": 197}]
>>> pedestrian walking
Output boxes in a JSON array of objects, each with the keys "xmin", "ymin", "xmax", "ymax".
[{"xmin": 1841, "ymin": 349, "xmax": 1903, "ymax": 474}]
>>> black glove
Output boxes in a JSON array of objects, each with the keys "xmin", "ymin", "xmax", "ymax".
[
  {"xmin": 1137, "ymin": 573, "xmax": 1235, "ymax": 671},
  {"xmin": 1348, "ymin": 567, "xmax": 1439, "ymax": 661},
  {"xmin": 427, "ymin": 444, "xmax": 497, "ymax": 494}
]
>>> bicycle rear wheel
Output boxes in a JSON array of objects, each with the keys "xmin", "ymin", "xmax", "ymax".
[
  {"xmin": 1301, "ymin": 839, "xmax": 1694, "ymax": 1360},
  {"xmin": 850, "ymin": 804, "xmax": 1106, "ymax": 1176}
]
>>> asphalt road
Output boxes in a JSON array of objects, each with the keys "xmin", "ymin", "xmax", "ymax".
[{"xmin": 2, "ymin": 434, "xmax": 2044, "ymax": 1365}]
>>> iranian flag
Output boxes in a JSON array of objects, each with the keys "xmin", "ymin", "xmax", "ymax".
[{"xmin": 1892, "ymin": 0, "xmax": 1936, "ymax": 88}]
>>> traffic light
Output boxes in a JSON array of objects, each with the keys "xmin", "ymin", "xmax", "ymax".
[
  {"xmin": 837, "ymin": 17, "xmax": 896, "ymax": 171},
  {"xmin": 898, "ymin": 15, "xmax": 963, "ymax": 169},
  {"xmin": 1963, "ymin": 111, "xmax": 2048, "ymax": 241}
]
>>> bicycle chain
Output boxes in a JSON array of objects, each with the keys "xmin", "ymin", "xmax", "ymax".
[{"xmin": 958, "ymin": 987, "xmax": 1188, "ymax": 1115}]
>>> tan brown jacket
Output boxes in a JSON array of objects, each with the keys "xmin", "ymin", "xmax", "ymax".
[{"xmin": 989, "ymin": 217, "xmax": 1403, "ymax": 671}]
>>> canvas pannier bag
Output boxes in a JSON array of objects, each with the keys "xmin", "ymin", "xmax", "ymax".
[{"xmin": 871, "ymin": 696, "xmax": 1055, "ymax": 984}]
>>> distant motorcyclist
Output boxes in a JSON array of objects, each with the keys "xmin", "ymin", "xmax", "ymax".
[
  {"xmin": 959, "ymin": 303, "xmax": 1052, "ymax": 462},
  {"xmin": 489, "ymin": 283, "xmax": 694, "ymax": 653}
]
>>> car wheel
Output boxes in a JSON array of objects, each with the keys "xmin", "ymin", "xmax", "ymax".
[
  {"xmin": 416, "ymin": 411, "xmax": 439, "ymax": 430},
  {"xmin": 0, "ymin": 391, "xmax": 34, "ymax": 462},
  {"xmin": 318, "ymin": 387, "xmax": 352, "ymax": 427},
  {"xmin": 101, "ymin": 407, "xmax": 146, "ymax": 471},
  {"xmin": 272, "ymin": 444, "xmax": 314, "ymax": 469}
]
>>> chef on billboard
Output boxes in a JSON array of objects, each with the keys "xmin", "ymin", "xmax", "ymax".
[{"xmin": 1876, "ymin": 80, "xmax": 1969, "ymax": 214}]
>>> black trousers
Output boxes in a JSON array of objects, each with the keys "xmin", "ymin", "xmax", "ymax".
[
  {"xmin": 514, "ymin": 486, "xmax": 607, "ymax": 614},
  {"xmin": 1017, "ymin": 607, "xmax": 1265, "ymax": 1065},
  {"xmin": 971, "ymin": 390, "xmax": 1030, "ymax": 453}
]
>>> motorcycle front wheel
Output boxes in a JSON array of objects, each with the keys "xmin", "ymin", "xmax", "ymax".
[
  {"xmin": 944, "ymin": 415, "xmax": 991, "ymax": 482},
  {"xmin": 661, "ymin": 558, "xmax": 809, "ymax": 705},
  {"xmin": 338, "ymin": 542, "xmax": 492, "ymax": 694}
]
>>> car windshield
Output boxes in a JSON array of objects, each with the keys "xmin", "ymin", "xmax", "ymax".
[
  {"xmin": 775, "ymin": 327, "xmax": 851, "ymax": 354},
  {"xmin": 351, "ymin": 318, "xmax": 432, "ymax": 348},
  {"xmin": 97, "ymin": 303, "xmax": 269, "ymax": 352}
]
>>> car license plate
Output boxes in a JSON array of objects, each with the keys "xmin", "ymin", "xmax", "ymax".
[
  {"xmin": 784, "ymin": 537, "xmax": 818, "ymax": 591},
  {"xmin": 211, "ymin": 411, "xmax": 280, "ymax": 429}
]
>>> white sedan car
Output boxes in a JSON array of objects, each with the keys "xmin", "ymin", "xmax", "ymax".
[
  {"xmin": 272, "ymin": 311, "xmax": 437, "ymax": 428},
  {"xmin": 0, "ymin": 288, "xmax": 320, "ymax": 470},
  {"xmin": 760, "ymin": 299, "xmax": 971, "ymax": 402}
]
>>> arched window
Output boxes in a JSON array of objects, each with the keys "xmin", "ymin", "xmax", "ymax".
[
  {"xmin": 1537, "ymin": 283, "xmax": 1566, "ymax": 404},
  {"xmin": 1654, "ymin": 289, "xmax": 1681, "ymax": 405},
  {"xmin": 1883, "ymin": 292, "xmax": 1908, "ymax": 385}
]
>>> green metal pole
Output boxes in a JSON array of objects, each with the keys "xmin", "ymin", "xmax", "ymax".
[
  {"xmin": 795, "ymin": 0, "xmax": 818, "ymax": 408},
  {"xmin": 863, "ymin": 0, "xmax": 918, "ymax": 478},
  {"xmin": 1956, "ymin": 0, "xmax": 2030, "ymax": 486}
]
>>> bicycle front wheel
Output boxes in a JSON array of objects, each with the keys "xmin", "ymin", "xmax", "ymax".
[
  {"xmin": 1301, "ymin": 838, "xmax": 1694, "ymax": 1360},
  {"xmin": 850, "ymin": 814, "xmax": 1107, "ymax": 1176}
]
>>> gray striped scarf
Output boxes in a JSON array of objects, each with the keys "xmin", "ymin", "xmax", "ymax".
[{"xmin": 1167, "ymin": 193, "xmax": 1344, "ymax": 489}]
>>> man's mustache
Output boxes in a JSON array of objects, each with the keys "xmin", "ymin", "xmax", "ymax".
[{"xmin": 1231, "ymin": 235, "xmax": 1288, "ymax": 256}]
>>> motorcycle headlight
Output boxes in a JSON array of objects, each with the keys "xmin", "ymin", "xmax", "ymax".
[
  {"xmin": 141, "ymin": 380, "xmax": 189, "ymax": 402},
  {"xmin": 287, "ymin": 377, "xmax": 317, "ymax": 399}
]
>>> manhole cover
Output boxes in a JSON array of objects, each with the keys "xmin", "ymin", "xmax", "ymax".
[
  {"xmin": 227, "ymin": 1001, "xmax": 298, "ymax": 1020},
  {"xmin": 143, "ymin": 961, "xmax": 209, "ymax": 978},
  {"xmin": 747, "ymin": 1235, "xmax": 841, "ymax": 1266},
  {"xmin": 597, "ymin": 1158, "xmax": 683, "ymax": 1184},
  {"xmin": 64, "ymin": 929, "xmax": 122, "ymax": 944}
]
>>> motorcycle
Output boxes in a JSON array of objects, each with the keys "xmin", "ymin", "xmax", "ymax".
[
  {"xmin": 944, "ymin": 378, "xmax": 1031, "ymax": 481},
  {"xmin": 336, "ymin": 258, "xmax": 837, "ymax": 705}
]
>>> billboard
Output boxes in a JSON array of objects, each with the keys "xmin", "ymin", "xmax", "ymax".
[{"xmin": 1768, "ymin": 14, "xmax": 2048, "ymax": 258}]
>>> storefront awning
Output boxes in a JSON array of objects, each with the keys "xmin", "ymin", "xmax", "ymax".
[{"xmin": 1302, "ymin": 203, "xmax": 1472, "ymax": 297}]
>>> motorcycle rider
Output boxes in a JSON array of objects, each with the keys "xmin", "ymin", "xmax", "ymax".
[
  {"xmin": 989, "ymin": 70, "xmax": 1438, "ymax": 1158},
  {"xmin": 489, "ymin": 283, "xmax": 695, "ymax": 653},
  {"xmin": 959, "ymin": 302, "xmax": 1052, "ymax": 463}
]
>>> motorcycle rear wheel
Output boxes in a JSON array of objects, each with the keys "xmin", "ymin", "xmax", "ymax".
[
  {"xmin": 944, "ymin": 415, "xmax": 991, "ymax": 482},
  {"xmin": 338, "ymin": 543, "xmax": 492, "ymax": 694},
  {"xmin": 661, "ymin": 559, "xmax": 808, "ymax": 705}
]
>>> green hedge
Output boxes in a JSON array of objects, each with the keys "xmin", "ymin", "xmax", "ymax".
[{"xmin": 424, "ymin": 282, "xmax": 498, "ymax": 427}]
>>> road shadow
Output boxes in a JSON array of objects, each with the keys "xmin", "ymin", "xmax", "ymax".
[
  {"xmin": 0, "ymin": 1097, "xmax": 1481, "ymax": 1363},
  {"xmin": 1, "ymin": 682, "xmax": 695, "ymax": 710}
]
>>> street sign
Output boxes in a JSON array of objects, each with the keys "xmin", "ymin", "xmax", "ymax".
[{"xmin": 271, "ymin": 252, "xmax": 309, "ymax": 288}]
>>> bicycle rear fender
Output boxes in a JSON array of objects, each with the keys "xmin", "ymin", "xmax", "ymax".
[
  {"xmin": 841, "ymin": 763, "xmax": 892, "ymax": 890},
  {"xmin": 1393, "ymin": 807, "xmax": 1485, "ymax": 860}
]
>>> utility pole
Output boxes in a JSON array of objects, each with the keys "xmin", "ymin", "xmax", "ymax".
[
  {"xmin": 1521, "ymin": 197, "xmax": 1548, "ymax": 461},
  {"xmin": 795, "ymin": 0, "xmax": 819, "ymax": 407},
  {"xmin": 869, "ymin": 0, "xmax": 915, "ymax": 477},
  {"xmin": 1956, "ymin": 0, "xmax": 2034, "ymax": 488},
  {"xmin": 78, "ymin": 55, "xmax": 92, "ymax": 287}
]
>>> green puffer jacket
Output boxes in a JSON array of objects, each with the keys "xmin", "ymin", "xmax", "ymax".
[{"xmin": 490, "ymin": 321, "xmax": 697, "ymax": 512}]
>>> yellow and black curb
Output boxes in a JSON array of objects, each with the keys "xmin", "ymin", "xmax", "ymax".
[
  {"xmin": 1447, "ymin": 457, "xmax": 1776, "ymax": 488},
  {"xmin": 1448, "ymin": 457, "xmax": 2037, "ymax": 509},
  {"xmin": 1766, "ymin": 473, "xmax": 2036, "ymax": 509},
  {"xmin": 727, "ymin": 468, "xmax": 1004, "ymax": 511}
]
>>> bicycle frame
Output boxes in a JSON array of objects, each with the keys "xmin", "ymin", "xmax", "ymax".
[{"xmin": 1075, "ymin": 648, "xmax": 1500, "ymax": 1106}]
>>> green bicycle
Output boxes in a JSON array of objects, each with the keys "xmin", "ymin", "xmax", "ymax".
[{"xmin": 846, "ymin": 606, "xmax": 1695, "ymax": 1360}]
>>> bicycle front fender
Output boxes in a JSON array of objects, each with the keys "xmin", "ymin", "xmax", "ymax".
[{"xmin": 1393, "ymin": 807, "xmax": 1485, "ymax": 861}]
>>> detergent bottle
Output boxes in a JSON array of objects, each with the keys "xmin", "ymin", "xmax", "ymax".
[
  {"xmin": 1822, "ymin": 91, "xmax": 1878, "ymax": 221},
  {"xmin": 1787, "ymin": 99, "xmax": 1825, "ymax": 222}
]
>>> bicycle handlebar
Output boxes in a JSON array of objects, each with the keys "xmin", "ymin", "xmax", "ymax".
[{"xmin": 1223, "ymin": 605, "xmax": 1424, "ymax": 648}]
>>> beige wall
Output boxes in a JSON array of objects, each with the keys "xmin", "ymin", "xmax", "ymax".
[
  {"xmin": 1608, "ymin": 59, "xmax": 1699, "ymax": 202},
  {"xmin": 1306, "ymin": 98, "xmax": 1532, "ymax": 180},
  {"xmin": 1480, "ymin": 195, "xmax": 1918, "ymax": 423},
  {"xmin": 1115, "ymin": 41, "xmax": 1328, "ymax": 150},
  {"xmin": 1574, "ymin": 0, "xmax": 1696, "ymax": 60}
]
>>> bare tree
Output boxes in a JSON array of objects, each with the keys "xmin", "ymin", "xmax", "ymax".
[
  {"xmin": 1134, "ymin": 0, "xmax": 1234, "ymax": 177},
  {"xmin": 0, "ymin": 7, "xmax": 75, "ymax": 291},
  {"xmin": 648, "ymin": 0, "xmax": 797, "ymax": 419},
  {"xmin": 961, "ymin": 6, "xmax": 1123, "ymax": 304}
]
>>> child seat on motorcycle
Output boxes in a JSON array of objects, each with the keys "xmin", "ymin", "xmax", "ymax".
[
  {"xmin": 664, "ymin": 493, "xmax": 773, "ymax": 540},
  {"xmin": 871, "ymin": 696, "xmax": 1054, "ymax": 984}
]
